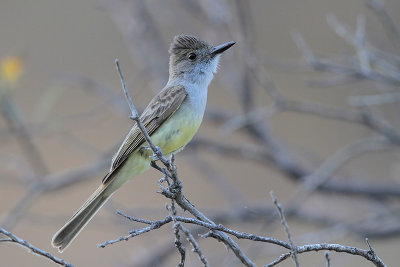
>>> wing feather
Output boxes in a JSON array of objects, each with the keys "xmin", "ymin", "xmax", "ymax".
[{"xmin": 102, "ymin": 85, "xmax": 187, "ymax": 183}]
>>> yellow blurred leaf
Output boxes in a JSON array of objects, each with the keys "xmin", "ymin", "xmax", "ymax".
[{"xmin": 1, "ymin": 56, "xmax": 24, "ymax": 86}]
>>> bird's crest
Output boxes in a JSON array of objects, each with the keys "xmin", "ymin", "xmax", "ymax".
[{"xmin": 169, "ymin": 35, "xmax": 210, "ymax": 55}]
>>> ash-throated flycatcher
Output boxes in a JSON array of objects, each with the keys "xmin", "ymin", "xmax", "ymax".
[{"xmin": 52, "ymin": 35, "xmax": 235, "ymax": 252}]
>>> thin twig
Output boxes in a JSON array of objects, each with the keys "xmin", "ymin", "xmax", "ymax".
[
  {"xmin": 293, "ymin": 17, "xmax": 400, "ymax": 85},
  {"xmin": 168, "ymin": 201, "xmax": 186, "ymax": 267},
  {"xmin": 115, "ymin": 59, "xmax": 168, "ymax": 165},
  {"xmin": 296, "ymin": 243, "xmax": 385, "ymax": 267},
  {"xmin": 98, "ymin": 216, "xmax": 173, "ymax": 247},
  {"xmin": 349, "ymin": 92, "xmax": 400, "ymax": 106},
  {"xmin": 264, "ymin": 253, "xmax": 291, "ymax": 267},
  {"xmin": 365, "ymin": 238, "xmax": 381, "ymax": 264},
  {"xmin": 270, "ymin": 191, "xmax": 300, "ymax": 267},
  {"xmin": 325, "ymin": 251, "xmax": 331, "ymax": 267},
  {"xmin": 356, "ymin": 14, "xmax": 371, "ymax": 74},
  {"xmin": 366, "ymin": 0, "xmax": 400, "ymax": 49},
  {"xmin": 0, "ymin": 227, "xmax": 74, "ymax": 266},
  {"xmin": 1, "ymin": 154, "xmax": 110, "ymax": 229},
  {"xmin": 116, "ymin": 210, "xmax": 153, "ymax": 225},
  {"xmin": 0, "ymin": 90, "xmax": 49, "ymax": 177},
  {"xmin": 286, "ymin": 136, "xmax": 390, "ymax": 211},
  {"xmin": 179, "ymin": 225, "xmax": 209, "ymax": 267},
  {"xmin": 326, "ymin": 14, "xmax": 400, "ymax": 84}
]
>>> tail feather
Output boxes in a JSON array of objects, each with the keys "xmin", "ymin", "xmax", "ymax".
[{"xmin": 51, "ymin": 184, "xmax": 112, "ymax": 252}]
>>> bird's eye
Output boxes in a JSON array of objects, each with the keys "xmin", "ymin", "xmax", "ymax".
[{"xmin": 188, "ymin": 53, "xmax": 197, "ymax": 61}]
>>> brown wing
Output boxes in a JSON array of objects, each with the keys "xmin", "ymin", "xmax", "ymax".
[{"xmin": 102, "ymin": 85, "xmax": 187, "ymax": 183}]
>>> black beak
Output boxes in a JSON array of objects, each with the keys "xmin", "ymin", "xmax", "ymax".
[{"xmin": 211, "ymin": 41, "xmax": 235, "ymax": 57}]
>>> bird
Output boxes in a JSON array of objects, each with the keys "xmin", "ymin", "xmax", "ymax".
[{"xmin": 51, "ymin": 34, "xmax": 235, "ymax": 252}]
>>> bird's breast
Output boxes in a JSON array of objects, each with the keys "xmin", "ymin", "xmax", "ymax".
[
  {"xmin": 150, "ymin": 96, "xmax": 205, "ymax": 155},
  {"xmin": 152, "ymin": 112, "xmax": 202, "ymax": 155}
]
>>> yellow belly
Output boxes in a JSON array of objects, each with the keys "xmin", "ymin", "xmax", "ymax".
[
  {"xmin": 149, "ymin": 109, "xmax": 202, "ymax": 155},
  {"xmin": 107, "ymin": 104, "xmax": 203, "ymax": 191}
]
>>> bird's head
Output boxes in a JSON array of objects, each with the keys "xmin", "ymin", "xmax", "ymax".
[{"xmin": 168, "ymin": 35, "xmax": 235, "ymax": 84}]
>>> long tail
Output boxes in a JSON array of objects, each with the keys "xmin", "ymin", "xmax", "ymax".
[{"xmin": 51, "ymin": 182, "xmax": 114, "ymax": 253}]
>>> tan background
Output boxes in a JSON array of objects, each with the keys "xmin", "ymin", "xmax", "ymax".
[{"xmin": 1, "ymin": 0, "xmax": 399, "ymax": 266}]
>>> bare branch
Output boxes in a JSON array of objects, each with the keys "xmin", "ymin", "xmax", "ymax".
[
  {"xmin": 325, "ymin": 251, "xmax": 331, "ymax": 267},
  {"xmin": 366, "ymin": 0, "xmax": 400, "ymax": 48},
  {"xmin": 326, "ymin": 14, "xmax": 400, "ymax": 85},
  {"xmin": 287, "ymin": 136, "xmax": 390, "ymax": 209},
  {"xmin": 98, "ymin": 216, "xmax": 173, "ymax": 248},
  {"xmin": 355, "ymin": 14, "xmax": 371, "ymax": 74},
  {"xmin": 0, "ymin": 91, "xmax": 49, "ymax": 177},
  {"xmin": 104, "ymin": 211, "xmax": 387, "ymax": 267},
  {"xmin": 270, "ymin": 191, "xmax": 300, "ymax": 267},
  {"xmin": 269, "ymin": 243, "xmax": 386, "ymax": 267},
  {"xmin": 292, "ymin": 31, "xmax": 317, "ymax": 67},
  {"xmin": 115, "ymin": 59, "xmax": 169, "ymax": 165},
  {"xmin": 265, "ymin": 253, "xmax": 291, "ymax": 267},
  {"xmin": 168, "ymin": 202, "xmax": 186, "ymax": 267},
  {"xmin": 179, "ymin": 225, "xmax": 209, "ymax": 267},
  {"xmin": 0, "ymin": 227, "xmax": 74, "ymax": 266},
  {"xmin": 1, "ymin": 154, "xmax": 110, "ymax": 229},
  {"xmin": 101, "ymin": 0, "xmax": 168, "ymax": 86},
  {"xmin": 295, "ymin": 243, "xmax": 385, "ymax": 267},
  {"xmin": 116, "ymin": 210, "xmax": 153, "ymax": 225},
  {"xmin": 349, "ymin": 92, "xmax": 400, "ymax": 106},
  {"xmin": 113, "ymin": 211, "xmax": 288, "ymax": 248},
  {"xmin": 171, "ymin": 191, "xmax": 256, "ymax": 267}
]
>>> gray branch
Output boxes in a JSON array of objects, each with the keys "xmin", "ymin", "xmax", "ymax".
[
  {"xmin": 102, "ymin": 211, "xmax": 387, "ymax": 267},
  {"xmin": 0, "ymin": 227, "xmax": 74, "ymax": 267},
  {"xmin": 271, "ymin": 191, "xmax": 300, "ymax": 267}
]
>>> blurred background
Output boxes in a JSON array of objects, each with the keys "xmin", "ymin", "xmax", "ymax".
[{"xmin": 1, "ymin": 0, "xmax": 400, "ymax": 266}]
